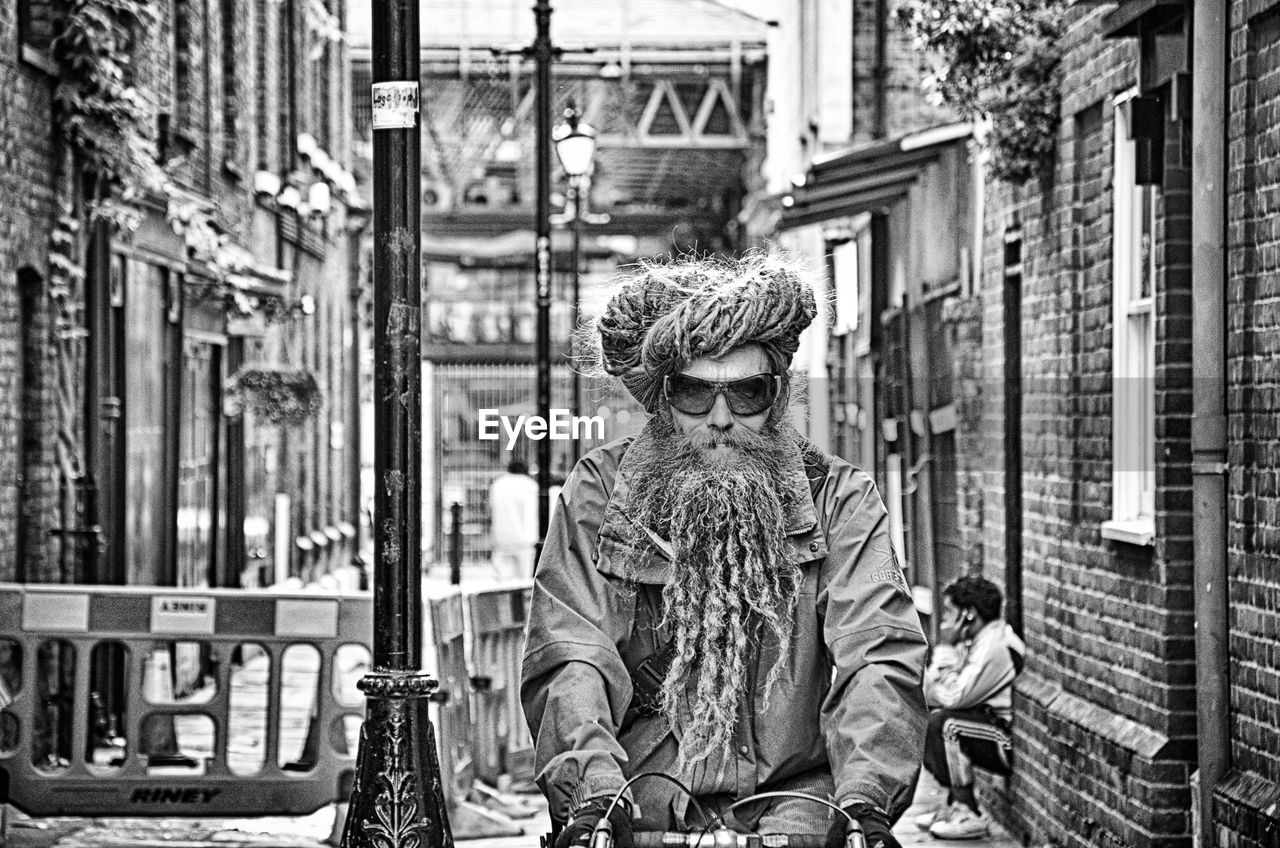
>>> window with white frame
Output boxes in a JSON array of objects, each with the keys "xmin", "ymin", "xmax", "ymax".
[
  {"xmin": 832, "ymin": 239, "xmax": 859, "ymax": 337},
  {"xmin": 1104, "ymin": 91, "xmax": 1157, "ymax": 545}
]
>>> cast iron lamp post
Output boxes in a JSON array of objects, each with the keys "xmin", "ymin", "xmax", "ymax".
[
  {"xmin": 340, "ymin": 1, "xmax": 450, "ymax": 846},
  {"xmin": 492, "ymin": 2, "xmax": 594, "ymax": 556},
  {"xmin": 552, "ymin": 106, "xmax": 600, "ymax": 453}
]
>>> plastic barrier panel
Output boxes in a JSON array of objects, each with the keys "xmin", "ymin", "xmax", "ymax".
[
  {"xmin": 0, "ymin": 583, "xmax": 371, "ymax": 817},
  {"xmin": 428, "ymin": 589, "xmax": 473, "ymax": 809},
  {"xmin": 467, "ymin": 584, "xmax": 534, "ymax": 787}
]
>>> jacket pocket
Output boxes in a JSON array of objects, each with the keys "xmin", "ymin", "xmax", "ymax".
[{"xmin": 594, "ymin": 508, "xmax": 670, "ymax": 585}]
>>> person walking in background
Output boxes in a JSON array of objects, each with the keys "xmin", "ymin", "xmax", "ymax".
[
  {"xmin": 917, "ymin": 576, "xmax": 1025, "ymax": 840},
  {"xmin": 490, "ymin": 459, "xmax": 539, "ymax": 580}
]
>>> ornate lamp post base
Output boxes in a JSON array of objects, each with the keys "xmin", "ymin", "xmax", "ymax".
[{"xmin": 341, "ymin": 671, "xmax": 453, "ymax": 848}]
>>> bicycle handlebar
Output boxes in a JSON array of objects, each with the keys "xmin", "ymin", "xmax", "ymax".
[
  {"xmin": 628, "ymin": 832, "xmax": 854, "ymax": 848},
  {"xmin": 540, "ymin": 828, "xmax": 864, "ymax": 848},
  {"xmin": 629, "ymin": 835, "xmax": 820, "ymax": 848}
]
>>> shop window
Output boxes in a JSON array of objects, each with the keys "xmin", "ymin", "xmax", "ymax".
[{"xmin": 1104, "ymin": 91, "xmax": 1157, "ymax": 546}]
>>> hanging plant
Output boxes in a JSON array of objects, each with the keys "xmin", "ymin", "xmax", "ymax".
[
  {"xmin": 896, "ymin": 0, "xmax": 1066, "ymax": 184},
  {"xmin": 225, "ymin": 367, "xmax": 324, "ymax": 426}
]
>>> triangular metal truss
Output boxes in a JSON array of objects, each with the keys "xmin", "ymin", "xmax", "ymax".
[{"xmin": 420, "ymin": 65, "xmax": 755, "ymax": 210}]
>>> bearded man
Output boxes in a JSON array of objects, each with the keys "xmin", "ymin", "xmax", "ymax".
[{"xmin": 521, "ymin": 252, "xmax": 927, "ymax": 848}]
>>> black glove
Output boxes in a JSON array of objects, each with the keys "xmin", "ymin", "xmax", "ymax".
[
  {"xmin": 843, "ymin": 803, "xmax": 900, "ymax": 848},
  {"xmin": 555, "ymin": 796, "xmax": 634, "ymax": 848}
]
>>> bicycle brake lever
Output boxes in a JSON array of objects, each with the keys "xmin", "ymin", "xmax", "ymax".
[{"xmin": 590, "ymin": 821, "xmax": 615, "ymax": 848}]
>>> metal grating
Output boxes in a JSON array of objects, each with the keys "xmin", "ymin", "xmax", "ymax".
[{"xmin": 428, "ymin": 363, "xmax": 646, "ymax": 566}]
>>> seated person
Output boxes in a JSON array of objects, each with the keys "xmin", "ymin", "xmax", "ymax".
[{"xmin": 916, "ymin": 576, "xmax": 1024, "ymax": 840}]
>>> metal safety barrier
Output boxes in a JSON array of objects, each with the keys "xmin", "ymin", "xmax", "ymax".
[
  {"xmin": 0, "ymin": 583, "xmax": 371, "ymax": 817},
  {"xmin": 467, "ymin": 585, "xmax": 534, "ymax": 788}
]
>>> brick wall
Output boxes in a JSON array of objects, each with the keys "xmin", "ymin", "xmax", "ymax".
[
  {"xmin": 0, "ymin": 4, "xmax": 59, "ymax": 583},
  {"xmin": 1215, "ymin": 2, "xmax": 1280, "ymax": 844},
  {"xmin": 963, "ymin": 7, "xmax": 1198, "ymax": 847},
  {"xmin": 848, "ymin": 0, "xmax": 956, "ymax": 146},
  {"xmin": 942, "ymin": 293, "xmax": 984, "ymax": 572}
]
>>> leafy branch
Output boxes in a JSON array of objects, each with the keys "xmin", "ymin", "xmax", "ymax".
[
  {"xmin": 896, "ymin": 0, "xmax": 1067, "ymax": 184},
  {"xmin": 50, "ymin": 0, "xmax": 292, "ymax": 311},
  {"xmin": 52, "ymin": 0, "xmax": 164, "ymax": 223}
]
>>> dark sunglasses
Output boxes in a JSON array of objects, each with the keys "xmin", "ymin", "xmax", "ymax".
[{"xmin": 662, "ymin": 372, "xmax": 781, "ymax": 416}]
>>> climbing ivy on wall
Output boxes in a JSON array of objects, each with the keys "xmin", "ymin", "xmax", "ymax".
[
  {"xmin": 51, "ymin": 0, "xmax": 163, "ymax": 225},
  {"xmin": 50, "ymin": 0, "xmax": 242, "ymax": 282},
  {"xmin": 896, "ymin": 0, "xmax": 1066, "ymax": 184}
]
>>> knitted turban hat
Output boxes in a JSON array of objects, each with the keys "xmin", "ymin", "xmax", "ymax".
[{"xmin": 595, "ymin": 250, "xmax": 817, "ymax": 413}]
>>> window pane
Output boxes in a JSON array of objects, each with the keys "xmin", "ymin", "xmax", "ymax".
[
  {"xmin": 177, "ymin": 339, "xmax": 221, "ymax": 588},
  {"xmin": 1136, "ymin": 185, "xmax": 1155, "ymax": 301},
  {"xmin": 17, "ymin": 0, "xmax": 56, "ymax": 50},
  {"xmin": 126, "ymin": 264, "xmax": 170, "ymax": 585}
]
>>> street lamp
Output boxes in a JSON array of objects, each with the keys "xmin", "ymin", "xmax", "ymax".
[
  {"xmin": 553, "ymin": 106, "xmax": 597, "ymax": 441},
  {"xmin": 553, "ymin": 108, "xmax": 597, "ymax": 180},
  {"xmin": 491, "ymin": 3, "xmax": 594, "ymax": 557}
]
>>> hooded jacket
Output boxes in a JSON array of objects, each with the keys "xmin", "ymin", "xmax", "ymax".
[
  {"xmin": 924, "ymin": 620, "xmax": 1026, "ymax": 723},
  {"xmin": 520, "ymin": 429, "xmax": 928, "ymax": 833}
]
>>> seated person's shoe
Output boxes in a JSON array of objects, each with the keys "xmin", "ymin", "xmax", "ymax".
[
  {"xmin": 929, "ymin": 806, "xmax": 991, "ymax": 840},
  {"xmin": 914, "ymin": 802, "xmax": 957, "ymax": 831}
]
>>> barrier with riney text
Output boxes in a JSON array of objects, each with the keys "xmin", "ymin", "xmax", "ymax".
[{"xmin": 0, "ymin": 583, "xmax": 372, "ymax": 817}]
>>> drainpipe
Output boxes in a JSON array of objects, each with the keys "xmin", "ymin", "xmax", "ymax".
[
  {"xmin": 347, "ymin": 211, "xmax": 370, "ymax": 576},
  {"xmin": 1190, "ymin": 3, "xmax": 1229, "ymax": 846},
  {"xmin": 873, "ymin": 0, "xmax": 887, "ymax": 139},
  {"xmin": 82, "ymin": 209, "xmax": 108, "ymax": 585}
]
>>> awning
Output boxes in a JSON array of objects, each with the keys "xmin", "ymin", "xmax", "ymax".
[{"xmin": 779, "ymin": 123, "xmax": 971, "ymax": 230}]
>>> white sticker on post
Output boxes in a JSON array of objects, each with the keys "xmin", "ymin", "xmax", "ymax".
[{"xmin": 372, "ymin": 81, "xmax": 420, "ymax": 129}]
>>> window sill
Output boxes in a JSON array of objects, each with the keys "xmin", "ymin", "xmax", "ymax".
[
  {"xmin": 1100, "ymin": 517, "xmax": 1155, "ymax": 547},
  {"xmin": 20, "ymin": 44, "xmax": 57, "ymax": 77}
]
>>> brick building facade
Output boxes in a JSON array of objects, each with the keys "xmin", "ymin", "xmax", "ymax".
[
  {"xmin": 0, "ymin": 0, "xmax": 367, "ymax": 590},
  {"xmin": 963, "ymin": 7, "xmax": 1200, "ymax": 845},
  {"xmin": 781, "ymin": 0, "xmax": 1276, "ymax": 846},
  {"xmin": 1217, "ymin": 2, "xmax": 1280, "ymax": 846},
  {"xmin": 1, "ymin": 3, "xmax": 59, "ymax": 584}
]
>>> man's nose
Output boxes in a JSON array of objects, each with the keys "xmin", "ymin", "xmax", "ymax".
[{"xmin": 707, "ymin": 392, "xmax": 734, "ymax": 428}]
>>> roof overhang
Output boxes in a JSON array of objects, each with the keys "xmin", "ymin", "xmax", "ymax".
[{"xmin": 779, "ymin": 123, "xmax": 971, "ymax": 230}]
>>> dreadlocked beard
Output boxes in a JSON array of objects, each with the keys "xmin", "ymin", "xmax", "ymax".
[{"xmin": 625, "ymin": 412, "xmax": 804, "ymax": 774}]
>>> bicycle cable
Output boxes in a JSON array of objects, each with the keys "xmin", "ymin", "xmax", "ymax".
[{"xmin": 591, "ymin": 771, "xmax": 725, "ymax": 848}]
